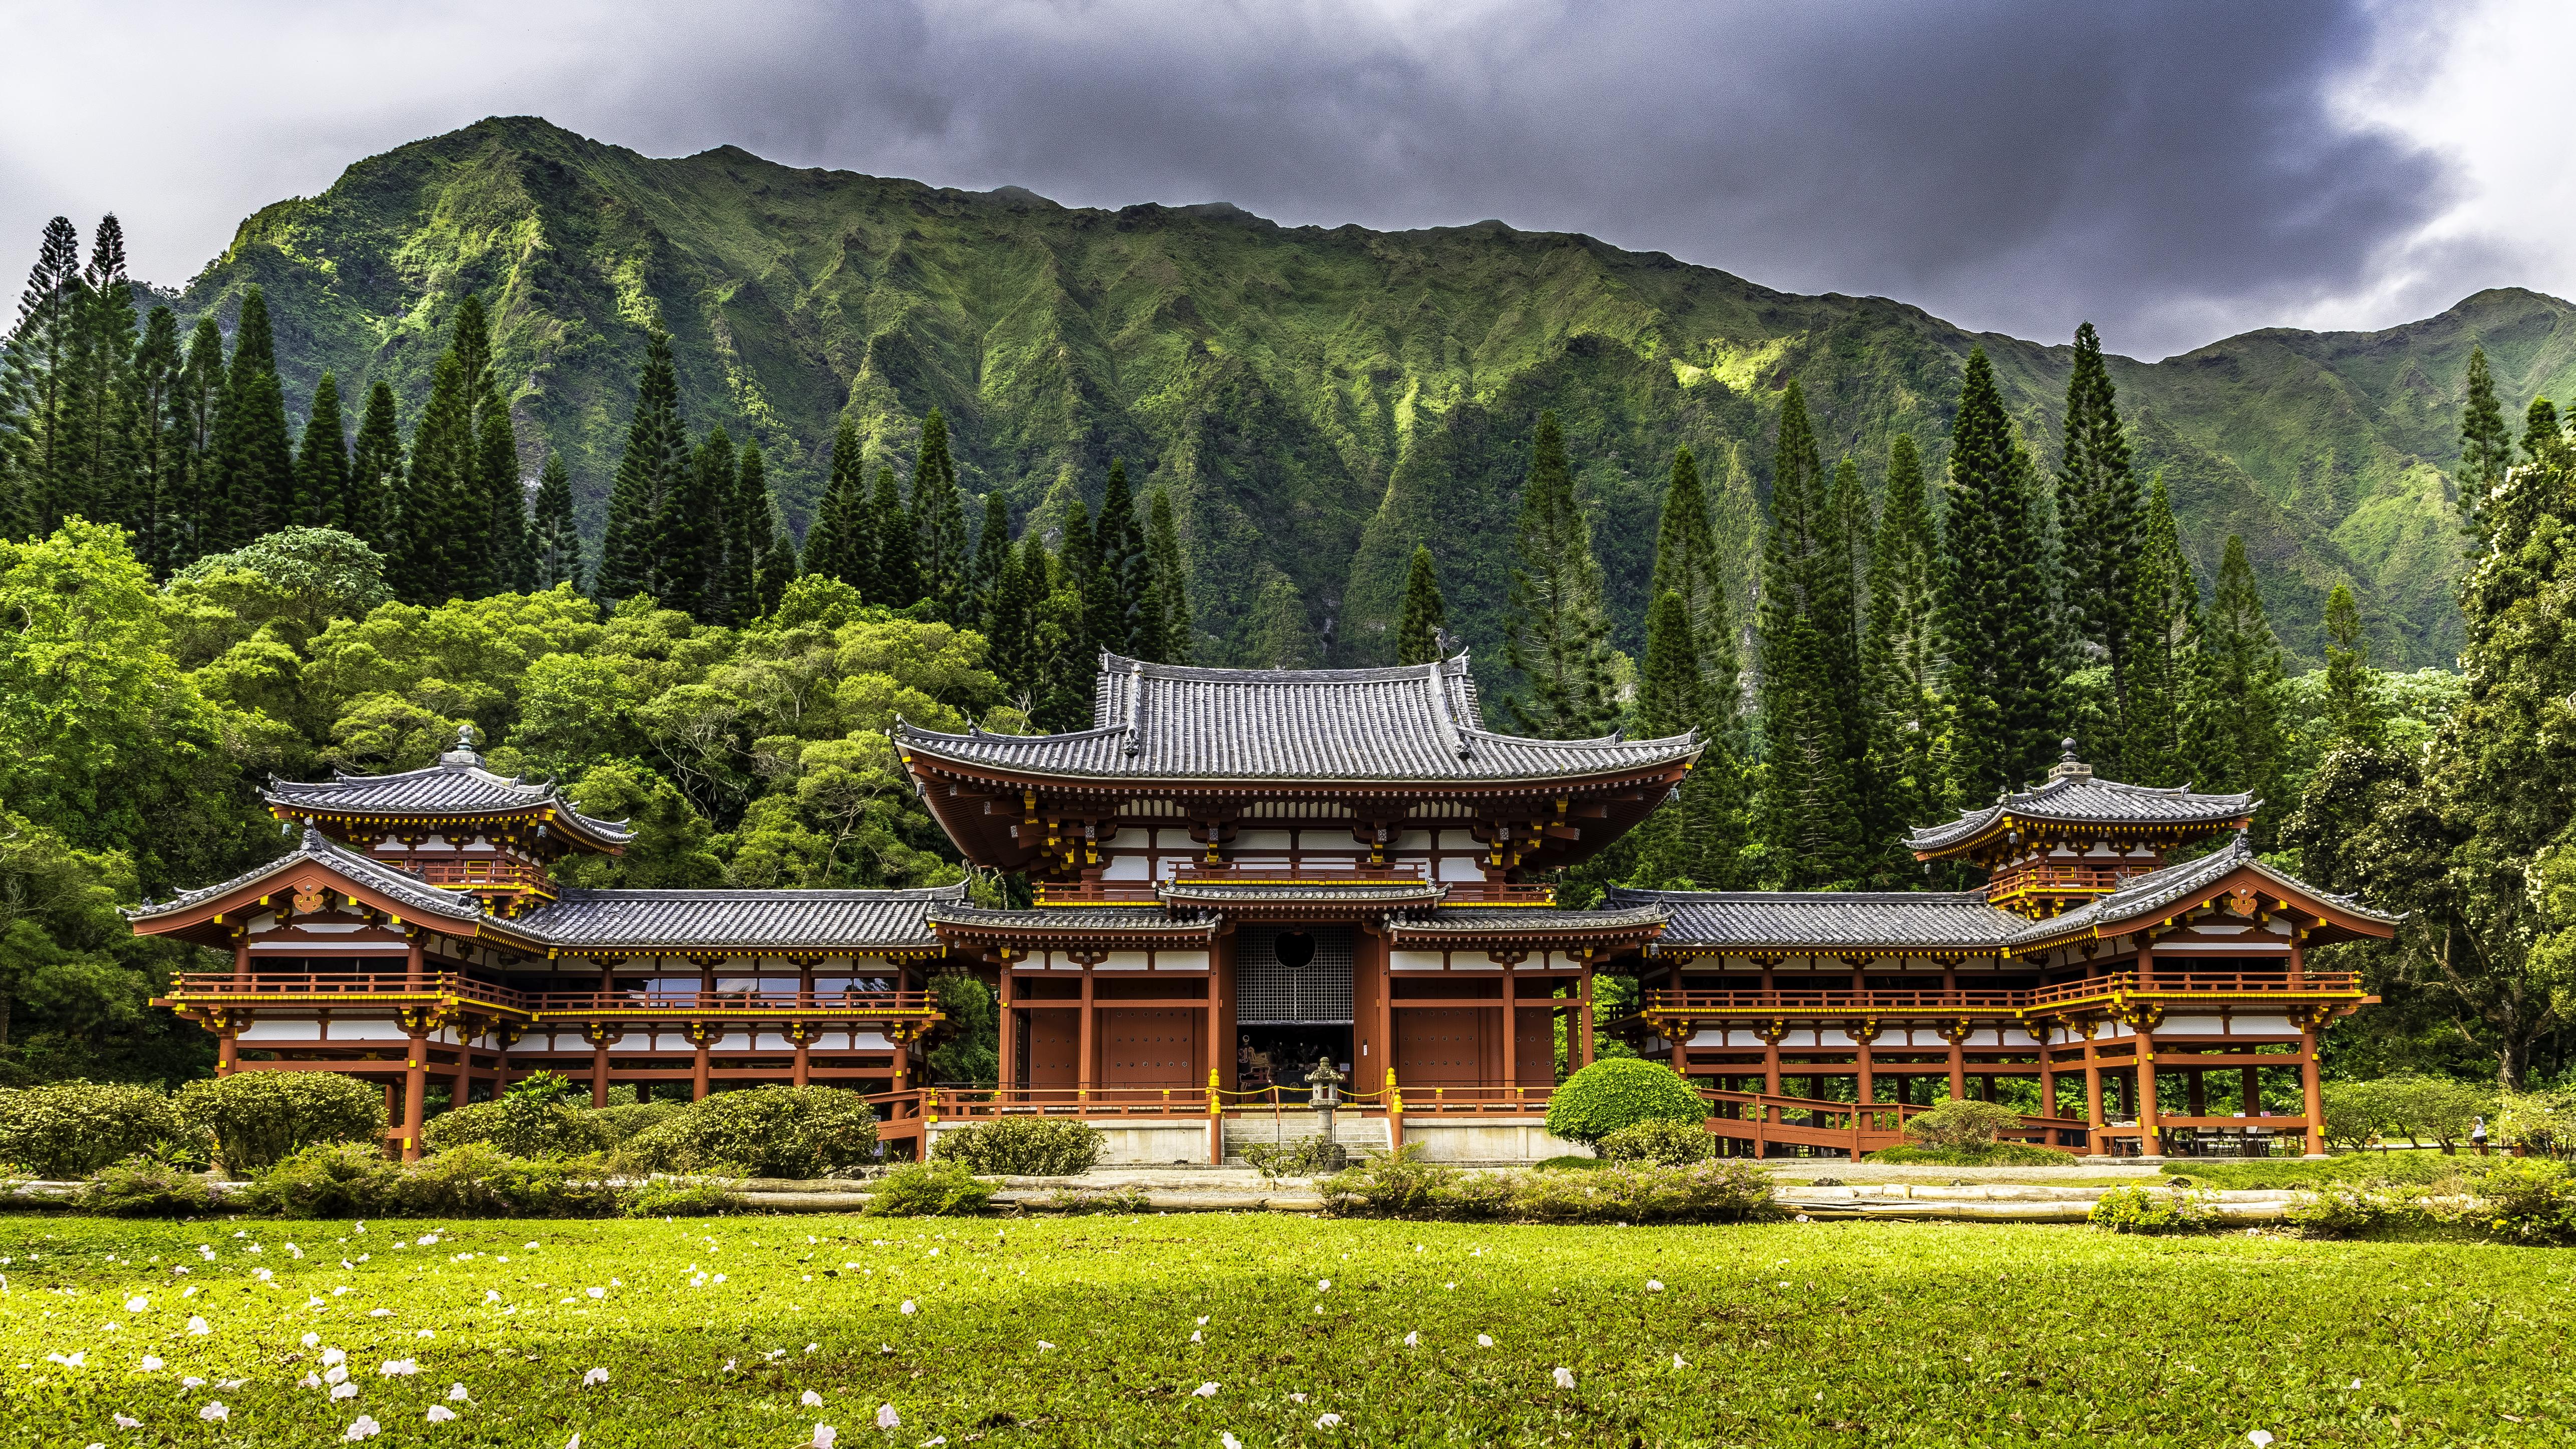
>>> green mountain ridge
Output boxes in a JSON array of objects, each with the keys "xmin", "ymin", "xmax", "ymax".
[{"xmin": 169, "ymin": 115, "xmax": 2576, "ymax": 671}]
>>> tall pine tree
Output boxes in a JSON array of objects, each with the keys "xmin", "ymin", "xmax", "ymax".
[
  {"xmin": 1756, "ymin": 381, "xmax": 1866, "ymax": 884},
  {"xmin": 296, "ymin": 372, "xmax": 351, "ymax": 533},
  {"xmin": 210, "ymin": 285, "xmax": 296, "ymax": 546},
  {"xmin": 1859, "ymin": 433, "xmax": 1945, "ymax": 848},
  {"xmin": 972, "ymin": 491, "xmax": 1011, "ymax": 629},
  {"xmin": 1650, "ymin": 446, "xmax": 1746, "ymax": 751},
  {"xmin": 2183, "ymin": 534, "xmax": 2288, "ymax": 844},
  {"xmin": 802, "ymin": 418, "xmax": 870, "ymax": 588},
  {"xmin": 986, "ymin": 534, "xmax": 1044, "ymax": 706},
  {"xmin": 1093, "ymin": 458, "xmax": 1147, "ymax": 652},
  {"xmin": 2458, "ymin": 344, "xmax": 2511, "ymax": 546},
  {"xmin": 2319, "ymin": 582, "xmax": 2384, "ymax": 752},
  {"xmin": 723, "ymin": 441, "xmax": 768, "ymax": 624},
  {"xmin": 2056, "ymin": 322, "xmax": 2142, "ymax": 731},
  {"xmin": 595, "ymin": 331, "xmax": 687, "ymax": 603},
  {"xmin": 165, "ymin": 315, "xmax": 227, "ymax": 564},
  {"xmin": 528, "ymin": 452, "xmax": 583, "ymax": 591},
  {"xmin": 910, "ymin": 408, "xmax": 969, "ymax": 619},
  {"xmin": 1937, "ymin": 348, "xmax": 2059, "ymax": 802},
  {"xmin": 657, "ymin": 425, "xmax": 734, "ymax": 620},
  {"xmin": 1500, "ymin": 410, "xmax": 1620, "ymax": 738},
  {"xmin": 395, "ymin": 351, "xmax": 474, "ymax": 603},
  {"xmin": 2121, "ymin": 471, "xmax": 2198, "ymax": 785},
  {"xmin": 1395, "ymin": 545, "xmax": 1448, "ymax": 665},
  {"xmin": 127, "ymin": 307, "xmax": 184, "ymax": 570},
  {"xmin": 346, "ymin": 379, "xmax": 402, "ymax": 557},
  {"xmin": 1, "ymin": 217, "xmax": 82, "ymax": 535},
  {"xmin": 865, "ymin": 465, "xmax": 917, "ymax": 608},
  {"xmin": 1139, "ymin": 482, "xmax": 1191, "ymax": 663},
  {"xmin": 60, "ymin": 215, "xmax": 139, "ymax": 531}
]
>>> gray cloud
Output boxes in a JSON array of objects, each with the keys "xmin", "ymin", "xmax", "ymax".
[{"xmin": 0, "ymin": 1, "xmax": 2489, "ymax": 358}]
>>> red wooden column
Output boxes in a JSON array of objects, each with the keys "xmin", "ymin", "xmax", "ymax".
[
  {"xmin": 451, "ymin": 1032, "xmax": 472, "ymax": 1113},
  {"xmin": 1076, "ymin": 962, "xmax": 1094, "ymax": 1102},
  {"xmin": 2082, "ymin": 1034, "xmax": 2106, "ymax": 1155},
  {"xmin": 400, "ymin": 1026, "xmax": 428, "ymax": 1162},
  {"xmin": 232, "ymin": 937, "xmax": 251, "ymax": 984},
  {"xmin": 2135, "ymin": 1028, "xmax": 2161, "ymax": 1156},
  {"xmin": 2300, "ymin": 1024, "xmax": 2327, "ymax": 1155},
  {"xmin": 1946, "ymin": 1031, "xmax": 1967, "ymax": 1103},
  {"xmin": 1576, "ymin": 958, "xmax": 1595, "ymax": 1069},
  {"xmin": 2038, "ymin": 1020, "xmax": 2058, "ymax": 1119},
  {"xmin": 1500, "ymin": 968, "xmax": 1517, "ymax": 1097},
  {"xmin": 2241, "ymin": 1064, "xmax": 2262, "ymax": 1118},
  {"xmin": 1762, "ymin": 1029, "xmax": 1783, "ymax": 1098},
  {"xmin": 405, "ymin": 935, "xmax": 425, "ymax": 990},
  {"xmin": 1000, "ymin": 969, "xmax": 1021, "ymax": 1096},
  {"xmin": 690, "ymin": 1025, "xmax": 712, "ymax": 1100},
  {"xmin": 589, "ymin": 1028, "xmax": 613, "ymax": 1107}
]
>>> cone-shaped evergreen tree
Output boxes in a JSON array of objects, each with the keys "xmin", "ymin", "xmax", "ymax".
[
  {"xmin": 1032, "ymin": 537, "xmax": 1096, "ymax": 731},
  {"xmin": 346, "ymin": 379, "xmax": 402, "ymax": 557},
  {"xmin": 722, "ymin": 441, "xmax": 768, "ymax": 624},
  {"xmin": 210, "ymin": 285, "xmax": 296, "ymax": 546},
  {"xmin": 2320, "ymin": 582, "xmax": 2384, "ymax": 752},
  {"xmin": 1500, "ymin": 411, "xmax": 1621, "ymax": 738},
  {"xmin": 1627, "ymin": 589, "xmax": 1750, "ymax": 889},
  {"xmin": 753, "ymin": 514, "xmax": 799, "ymax": 620},
  {"xmin": 2056, "ymin": 322, "xmax": 2142, "ymax": 730},
  {"xmin": 1938, "ymin": 347, "xmax": 2060, "ymax": 802},
  {"xmin": 1859, "ymin": 433, "xmax": 1946, "ymax": 849},
  {"xmin": 1829, "ymin": 455, "xmax": 1872, "ymax": 642},
  {"xmin": 296, "ymin": 372, "xmax": 351, "ymax": 532},
  {"xmin": 59, "ymin": 215, "xmax": 139, "ymax": 532},
  {"xmin": 1394, "ymin": 545, "xmax": 1448, "ymax": 664},
  {"xmin": 2459, "ymin": 344, "xmax": 2512, "ymax": 546},
  {"xmin": 127, "ymin": 306, "xmax": 184, "ymax": 571},
  {"xmin": 1241, "ymin": 566, "xmax": 1322, "ymax": 669},
  {"xmin": 1650, "ymin": 445, "xmax": 1746, "ymax": 751},
  {"xmin": 475, "ymin": 377, "xmax": 527, "ymax": 595},
  {"xmin": 1756, "ymin": 381, "xmax": 1866, "ymax": 885},
  {"xmin": 658, "ymin": 425, "xmax": 734, "ymax": 620},
  {"xmin": 987, "ymin": 534, "xmax": 1044, "ymax": 704},
  {"xmin": 1140, "ymin": 482, "xmax": 1191, "ymax": 663},
  {"xmin": 165, "ymin": 314, "xmax": 227, "ymax": 563},
  {"xmin": 596, "ymin": 331, "xmax": 686, "ymax": 603},
  {"xmin": 2121, "ymin": 471, "xmax": 2199, "ymax": 784},
  {"xmin": 802, "ymin": 418, "xmax": 870, "ymax": 588},
  {"xmin": 865, "ymin": 465, "xmax": 917, "ymax": 607},
  {"xmin": 1094, "ymin": 458, "xmax": 1147, "ymax": 652},
  {"xmin": 528, "ymin": 452, "xmax": 584, "ymax": 591},
  {"xmin": 1057, "ymin": 492, "xmax": 1103, "ymax": 661},
  {"xmin": 1, "ymin": 216, "xmax": 83, "ymax": 535},
  {"xmin": 1634, "ymin": 589, "xmax": 1703, "ymax": 739},
  {"xmin": 910, "ymin": 408, "xmax": 969, "ymax": 619},
  {"xmin": 395, "ymin": 351, "xmax": 474, "ymax": 602},
  {"xmin": 2183, "ymin": 534, "xmax": 2288, "ymax": 844},
  {"xmin": 972, "ymin": 491, "xmax": 1011, "ymax": 628}
]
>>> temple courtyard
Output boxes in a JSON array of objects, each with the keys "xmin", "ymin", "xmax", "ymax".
[{"xmin": 3, "ymin": 1214, "xmax": 2562, "ymax": 1446}]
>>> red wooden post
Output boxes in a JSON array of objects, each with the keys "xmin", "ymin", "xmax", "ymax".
[
  {"xmin": 2301, "ymin": 1027, "xmax": 2326, "ymax": 1155},
  {"xmin": 1500, "ymin": 967, "xmax": 1517, "ymax": 1090},
  {"xmin": 1076, "ymin": 963, "xmax": 1094, "ymax": 1102},
  {"xmin": 401, "ymin": 1030, "xmax": 428, "ymax": 1162}
]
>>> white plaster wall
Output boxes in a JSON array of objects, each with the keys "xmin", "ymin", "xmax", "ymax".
[
  {"xmin": 1092, "ymin": 951, "xmax": 1153, "ymax": 973},
  {"xmin": 1403, "ymin": 1118, "xmax": 1592, "ymax": 1164},
  {"xmin": 1389, "ymin": 951, "xmax": 1447, "ymax": 973},
  {"xmin": 238, "ymin": 1020, "xmax": 328, "ymax": 1042}
]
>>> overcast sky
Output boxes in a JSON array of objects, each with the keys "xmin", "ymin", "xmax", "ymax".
[{"xmin": 0, "ymin": 0, "xmax": 2563, "ymax": 360}]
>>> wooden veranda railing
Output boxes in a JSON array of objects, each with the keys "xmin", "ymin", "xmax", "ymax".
[
  {"xmin": 1644, "ymin": 971, "xmax": 2363, "ymax": 1021},
  {"xmin": 163, "ymin": 972, "xmax": 942, "ymax": 1022}
]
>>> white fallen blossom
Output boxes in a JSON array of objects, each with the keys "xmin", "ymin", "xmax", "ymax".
[
  {"xmin": 1477, "ymin": 1335, "xmax": 1494, "ymax": 1348},
  {"xmin": 448, "ymin": 1384, "xmax": 470, "ymax": 1401},
  {"xmin": 1317, "ymin": 1414, "xmax": 1342, "ymax": 1429},
  {"xmin": 1193, "ymin": 1382, "xmax": 1220, "ymax": 1398},
  {"xmin": 582, "ymin": 1367, "xmax": 610, "ymax": 1386},
  {"xmin": 138, "ymin": 1356, "xmax": 163, "ymax": 1371},
  {"xmin": 345, "ymin": 1414, "xmax": 381, "ymax": 1440},
  {"xmin": 1645, "ymin": 1280, "xmax": 1664, "ymax": 1292},
  {"xmin": 124, "ymin": 1296, "xmax": 148, "ymax": 1312},
  {"xmin": 114, "ymin": 1414, "xmax": 141, "ymax": 1428},
  {"xmin": 381, "ymin": 1359, "xmax": 419, "ymax": 1377},
  {"xmin": 332, "ymin": 1383, "xmax": 360, "ymax": 1401},
  {"xmin": 427, "ymin": 1405, "xmax": 458, "ymax": 1423},
  {"xmin": 876, "ymin": 1404, "xmax": 901, "ymax": 1429},
  {"xmin": 1552, "ymin": 1367, "xmax": 1576, "ymax": 1389},
  {"xmin": 899, "ymin": 1300, "xmax": 917, "ymax": 1315},
  {"xmin": 198, "ymin": 1403, "xmax": 228, "ymax": 1422},
  {"xmin": 1402, "ymin": 1332, "xmax": 1418, "ymax": 1347},
  {"xmin": 803, "ymin": 1390, "xmax": 824, "ymax": 1407},
  {"xmin": 186, "ymin": 1317, "xmax": 210, "ymax": 1336}
]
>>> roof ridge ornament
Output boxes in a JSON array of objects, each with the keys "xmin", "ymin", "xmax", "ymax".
[
  {"xmin": 2046, "ymin": 737, "xmax": 2092, "ymax": 784},
  {"xmin": 440, "ymin": 723, "xmax": 484, "ymax": 769},
  {"xmin": 1121, "ymin": 656, "xmax": 1146, "ymax": 756},
  {"xmin": 1422, "ymin": 659, "xmax": 1472, "ymax": 759}
]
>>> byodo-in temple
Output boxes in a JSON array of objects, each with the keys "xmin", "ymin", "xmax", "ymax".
[{"xmin": 129, "ymin": 652, "xmax": 2396, "ymax": 1164}]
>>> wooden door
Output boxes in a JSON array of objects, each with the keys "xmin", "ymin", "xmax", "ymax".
[
  {"xmin": 1024, "ymin": 1013, "xmax": 1079, "ymax": 1089},
  {"xmin": 1396, "ymin": 1008, "xmax": 1486, "ymax": 1086},
  {"xmin": 1102, "ymin": 1008, "xmax": 1202, "ymax": 1087},
  {"xmin": 1513, "ymin": 1006, "xmax": 1557, "ymax": 1086}
]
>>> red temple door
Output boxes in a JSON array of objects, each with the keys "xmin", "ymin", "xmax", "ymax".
[
  {"xmin": 1395, "ymin": 1008, "xmax": 1486, "ymax": 1086},
  {"xmin": 1102, "ymin": 1008, "xmax": 1202, "ymax": 1088}
]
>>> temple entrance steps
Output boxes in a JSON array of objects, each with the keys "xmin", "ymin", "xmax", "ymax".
[{"xmin": 1221, "ymin": 1110, "xmax": 1390, "ymax": 1165}]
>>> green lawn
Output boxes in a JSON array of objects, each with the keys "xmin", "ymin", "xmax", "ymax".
[{"xmin": 1, "ymin": 1213, "xmax": 2565, "ymax": 1446}]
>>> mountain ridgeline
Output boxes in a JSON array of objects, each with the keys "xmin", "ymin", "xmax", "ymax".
[{"xmin": 167, "ymin": 116, "xmax": 2576, "ymax": 671}]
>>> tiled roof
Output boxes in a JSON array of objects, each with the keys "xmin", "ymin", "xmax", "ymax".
[
  {"xmin": 1612, "ymin": 887, "xmax": 2017, "ymax": 952},
  {"xmin": 1385, "ymin": 904, "xmax": 1671, "ymax": 935},
  {"xmin": 124, "ymin": 828, "xmax": 485, "ymax": 925},
  {"xmin": 265, "ymin": 734, "xmax": 633, "ymax": 846},
  {"xmin": 1158, "ymin": 880, "xmax": 1450, "ymax": 908},
  {"xmin": 506, "ymin": 883, "xmax": 967, "ymax": 952},
  {"xmin": 929, "ymin": 903, "xmax": 1220, "ymax": 936},
  {"xmin": 893, "ymin": 652, "xmax": 1699, "ymax": 784},
  {"xmin": 1905, "ymin": 767, "xmax": 2254, "ymax": 853},
  {"xmin": 2042, "ymin": 835, "xmax": 2401, "ymax": 934}
]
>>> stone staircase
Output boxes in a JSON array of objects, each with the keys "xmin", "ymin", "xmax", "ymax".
[{"xmin": 1222, "ymin": 1109, "xmax": 1389, "ymax": 1166}]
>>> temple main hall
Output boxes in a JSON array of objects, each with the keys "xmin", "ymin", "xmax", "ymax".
[{"xmin": 131, "ymin": 651, "xmax": 2392, "ymax": 1163}]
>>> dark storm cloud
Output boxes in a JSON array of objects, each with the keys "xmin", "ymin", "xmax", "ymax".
[{"xmin": 4, "ymin": 1, "xmax": 2462, "ymax": 358}]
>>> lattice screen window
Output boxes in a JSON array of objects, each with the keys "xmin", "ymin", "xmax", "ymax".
[{"xmin": 1235, "ymin": 925, "xmax": 1355, "ymax": 1024}]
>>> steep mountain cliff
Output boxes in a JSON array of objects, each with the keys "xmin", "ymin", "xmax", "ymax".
[{"xmin": 175, "ymin": 116, "xmax": 2576, "ymax": 669}]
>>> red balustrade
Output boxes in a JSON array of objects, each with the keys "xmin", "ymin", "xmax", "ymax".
[
  {"xmin": 165, "ymin": 972, "xmax": 940, "ymax": 1019},
  {"xmin": 388, "ymin": 856, "xmax": 555, "ymax": 894},
  {"xmin": 1645, "ymin": 970, "xmax": 2361, "ymax": 1019}
]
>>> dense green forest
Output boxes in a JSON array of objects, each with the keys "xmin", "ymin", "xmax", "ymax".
[{"xmin": 6, "ymin": 121, "xmax": 2576, "ymax": 1097}]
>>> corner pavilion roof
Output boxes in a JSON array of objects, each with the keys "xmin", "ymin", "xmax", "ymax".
[
  {"xmin": 1903, "ymin": 751, "xmax": 2254, "ymax": 856},
  {"xmin": 265, "ymin": 729, "xmax": 634, "ymax": 851},
  {"xmin": 1614, "ymin": 836, "xmax": 2397, "ymax": 957},
  {"xmin": 892, "ymin": 652, "xmax": 1700, "ymax": 785}
]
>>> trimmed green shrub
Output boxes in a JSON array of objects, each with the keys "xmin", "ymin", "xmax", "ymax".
[
  {"xmin": 1044, "ymin": 1185, "xmax": 1151, "ymax": 1214},
  {"xmin": 79, "ymin": 1158, "xmax": 220, "ymax": 1217},
  {"xmin": 1865, "ymin": 1143, "xmax": 2078, "ymax": 1167},
  {"xmin": 2285, "ymin": 1182, "xmax": 2438, "ymax": 1239},
  {"xmin": 2467, "ymin": 1158, "xmax": 2576, "ymax": 1244},
  {"xmin": 1900, "ymin": 1098, "xmax": 2021, "ymax": 1150},
  {"xmin": 1240, "ymin": 1137, "xmax": 1349, "ymax": 1179},
  {"xmin": 587, "ymin": 1101, "xmax": 682, "ymax": 1144},
  {"xmin": 0, "ymin": 1081, "xmax": 185, "ymax": 1179},
  {"xmin": 1543, "ymin": 1059, "xmax": 1705, "ymax": 1145},
  {"xmin": 424, "ymin": 1098, "xmax": 612, "ymax": 1158},
  {"xmin": 620, "ymin": 1177, "xmax": 746, "ymax": 1218},
  {"xmin": 234, "ymin": 1142, "xmax": 404, "ymax": 1218},
  {"xmin": 930, "ymin": 1117, "xmax": 1106, "ymax": 1176},
  {"xmin": 393, "ymin": 1144, "xmax": 618, "ymax": 1217},
  {"xmin": 863, "ymin": 1161, "xmax": 997, "ymax": 1217},
  {"xmin": 1320, "ymin": 1146, "xmax": 1467, "ymax": 1217},
  {"xmin": 1597, "ymin": 1118, "xmax": 1714, "ymax": 1166},
  {"xmin": 2088, "ymin": 1185, "xmax": 2214, "ymax": 1234},
  {"xmin": 1509, "ymin": 1160, "xmax": 1777, "ymax": 1225},
  {"xmin": 613, "ymin": 1086, "xmax": 878, "ymax": 1179},
  {"xmin": 172, "ymin": 1072, "xmax": 384, "ymax": 1176}
]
